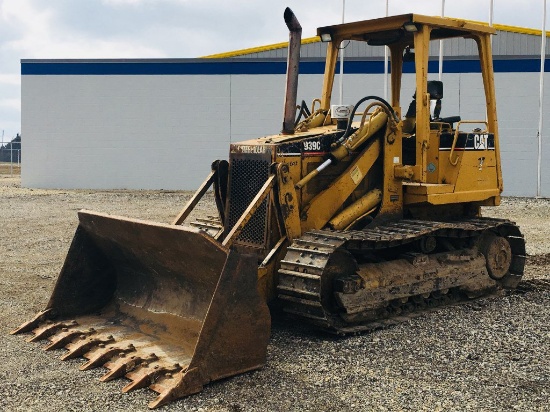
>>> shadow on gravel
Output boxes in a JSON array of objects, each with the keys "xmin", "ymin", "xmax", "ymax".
[
  {"xmin": 270, "ymin": 312, "xmax": 340, "ymax": 342},
  {"xmin": 527, "ymin": 253, "xmax": 550, "ymax": 266},
  {"xmin": 513, "ymin": 278, "xmax": 550, "ymax": 294}
]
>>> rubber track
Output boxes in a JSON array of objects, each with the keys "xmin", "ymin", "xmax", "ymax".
[{"xmin": 277, "ymin": 217, "xmax": 525, "ymax": 334}]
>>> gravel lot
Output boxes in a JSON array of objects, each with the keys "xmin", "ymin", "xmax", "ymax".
[{"xmin": 1, "ymin": 174, "xmax": 549, "ymax": 411}]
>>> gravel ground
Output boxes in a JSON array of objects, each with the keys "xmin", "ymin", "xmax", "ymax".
[{"xmin": 1, "ymin": 174, "xmax": 549, "ymax": 411}]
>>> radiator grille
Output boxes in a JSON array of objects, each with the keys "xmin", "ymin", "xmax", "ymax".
[{"xmin": 227, "ymin": 158, "xmax": 270, "ymax": 247}]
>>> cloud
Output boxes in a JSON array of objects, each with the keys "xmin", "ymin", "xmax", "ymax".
[
  {"xmin": 0, "ymin": 98, "xmax": 19, "ymax": 111},
  {"xmin": 1, "ymin": 0, "xmax": 53, "ymax": 51},
  {"xmin": 0, "ymin": 0, "xmax": 165, "ymax": 58},
  {"xmin": 0, "ymin": 74, "xmax": 20, "ymax": 86},
  {"xmin": 102, "ymin": 0, "xmax": 145, "ymax": 5}
]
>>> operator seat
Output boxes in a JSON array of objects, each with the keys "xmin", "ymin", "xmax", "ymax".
[
  {"xmin": 402, "ymin": 92, "xmax": 417, "ymax": 134},
  {"xmin": 402, "ymin": 81, "xmax": 445, "ymax": 165},
  {"xmin": 428, "ymin": 80, "xmax": 443, "ymax": 119},
  {"xmin": 428, "ymin": 81, "xmax": 461, "ymax": 127},
  {"xmin": 402, "ymin": 80, "xmax": 445, "ymax": 135}
]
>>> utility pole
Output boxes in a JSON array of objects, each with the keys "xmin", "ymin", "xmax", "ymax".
[
  {"xmin": 438, "ymin": 0, "xmax": 445, "ymax": 81},
  {"xmin": 537, "ymin": 0, "xmax": 547, "ymax": 198}
]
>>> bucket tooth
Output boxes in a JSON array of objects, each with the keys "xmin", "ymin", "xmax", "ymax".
[
  {"xmin": 44, "ymin": 328, "xmax": 95, "ymax": 351},
  {"xmin": 80, "ymin": 343, "xmax": 135, "ymax": 371},
  {"xmin": 60, "ymin": 334, "xmax": 115, "ymax": 361},
  {"xmin": 123, "ymin": 362, "xmax": 183, "ymax": 393},
  {"xmin": 101, "ymin": 355, "xmax": 142, "ymax": 382},
  {"xmin": 149, "ymin": 375, "xmax": 179, "ymax": 398},
  {"xmin": 149, "ymin": 364, "xmax": 187, "ymax": 395},
  {"xmin": 27, "ymin": 320, "xmax": 78, "ymax": 342},
  {"xmin": 122, "ymin": 364, "xmax": 160, "ymax": 393},
  {"xmin": 147, "ymin": 367, "xmax": 204, "ymax": 409},
  {"xmin": 10, "ymin": 309, "xmax": 53, "ymax": 335},
  {"xmin": 100, "ymin": 353, "xmax": 158, "ymax": 383}
]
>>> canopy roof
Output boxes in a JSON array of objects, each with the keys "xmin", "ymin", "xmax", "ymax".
[{"xmin": 317, "ymin": 14, "xmax": 496, "ymax": 46}]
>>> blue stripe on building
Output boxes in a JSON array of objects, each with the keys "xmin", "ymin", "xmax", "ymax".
[{"xmin": 21, "ymin": 59, "xmax": 550, "ymax": 76}]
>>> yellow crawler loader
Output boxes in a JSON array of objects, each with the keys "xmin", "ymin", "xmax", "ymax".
[{"xmin": 12, "ymin": 9, "xmax": 525, "ymax": 409}]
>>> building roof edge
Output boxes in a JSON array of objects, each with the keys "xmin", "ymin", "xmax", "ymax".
[{"xmin": 201, "ymin": 19, "xmax": 550, "ymax": 59}]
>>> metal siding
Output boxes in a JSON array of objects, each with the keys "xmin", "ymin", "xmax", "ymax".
[
  {"xmin": 494, "ymin": 73, "xmax": 540, "ymax": 196},
  {"xmin": 514, "ymin": 33, "xmax": 522, "ymax": 55},
  {"xmin": 22, "ymin": 75, "xmax": 231, "ymax": 190},
  {"xmin": 526, "ymin": 35, "xmax": 535, "ymax": 55},
  {"xmin": 20, "ymin": 70, "xmax": 549, "ymax": 196},
  {"xmin": 302, "ymin": 43, "xmax": 312, "ymax": 58},
  {"xmin": 230, "ymin": 74, "xmax": 286, "ymax": 141},
  {"xmin": 492, "ymin": 33, "xmax": 500, "ymax": 56},
  {"xmin": 446, "ymin": 37, "xmax": 457, "ymax": 56},
  {"xmin": 501, "ymin": 32, "xmax": 510, "ymax": 56},
  {"xmin": 507, "ymin": 32, "xmax": 516, "ymax": 55}
]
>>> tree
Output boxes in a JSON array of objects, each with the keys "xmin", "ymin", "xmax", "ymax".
[{"xmin": 0, "ymin": 133, "xmax": 21, "ymax": 162}]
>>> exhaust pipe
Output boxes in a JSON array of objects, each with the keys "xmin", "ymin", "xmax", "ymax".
[{"xmin": 282, "ymin": 7, "xmax": 302, "ymax": 135}]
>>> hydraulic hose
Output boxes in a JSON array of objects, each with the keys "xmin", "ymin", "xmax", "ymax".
[{"xmin": 338, "ymin": 95, "xmax": 398, "ymax": 144}]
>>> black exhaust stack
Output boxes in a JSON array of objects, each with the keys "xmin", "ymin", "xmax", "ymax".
[{"xmin": 282, "ymin": 7, "xmax": 302, "ymax": 135}]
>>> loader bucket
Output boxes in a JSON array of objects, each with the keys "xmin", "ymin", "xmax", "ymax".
[{"xmin": 11, "ymin": 210, "xmax": 271, "ymax": 408}]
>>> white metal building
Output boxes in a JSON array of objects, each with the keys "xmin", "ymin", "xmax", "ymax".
[{"xmin": 21, "ymin": 22, "xmax": 550, "ymax": 196}]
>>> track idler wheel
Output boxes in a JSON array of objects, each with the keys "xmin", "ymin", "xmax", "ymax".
[{"xmin": 480, "ymin": 233, "xmax": 512, "ymax": 280}]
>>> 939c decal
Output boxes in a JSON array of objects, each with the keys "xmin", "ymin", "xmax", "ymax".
[
  {"xmin": 301, "ymin": 138, "xmax": 330, "ymax": 157},
  {"xmin": 303, "ymin": 140, "xmax": 321, "ymax": 151},
  {"xmin": 276, "ymin": 132, "xmax": 337, "ymax": 157}
]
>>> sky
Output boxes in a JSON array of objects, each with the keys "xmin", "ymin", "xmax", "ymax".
[{"xmin": 0, "ymin": 0, "xmax": 548, "ymax": 143}]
